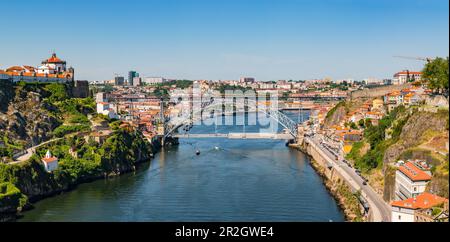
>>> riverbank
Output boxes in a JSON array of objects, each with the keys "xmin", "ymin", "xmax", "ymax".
[
  {"xmin": 19, "ymin": 135, "xmax": 345, "ymax": 222},
  {"xmin": 289, "ymin": 144, "xmax": 365, "ymax": 222},
  {"xmin": 0, "ymin": 129, "xmax": 160, "ymax": 222}
]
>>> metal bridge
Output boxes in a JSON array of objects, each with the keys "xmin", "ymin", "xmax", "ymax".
[
  {"xmin": 162, "ymin": 97, "xmax": 299, "ymax": 142},
  {"xmin": 172, "ymin": 133, "xmax": 294, "ymax": 140}
]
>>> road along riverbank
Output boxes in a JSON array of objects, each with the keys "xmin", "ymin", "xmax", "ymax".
[{"xmin": 290, "ymin": 142, "xmax": 368, "ymax": 222}]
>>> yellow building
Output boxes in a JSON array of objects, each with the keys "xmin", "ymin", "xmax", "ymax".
[{"xmin": 372, "ymin": 98, "xmax": 384, "ymax": 111}]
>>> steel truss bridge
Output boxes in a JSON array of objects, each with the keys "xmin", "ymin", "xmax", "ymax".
[{"xmin": 162, "ymin": 97, "xmax": 299, "ymax": 142}]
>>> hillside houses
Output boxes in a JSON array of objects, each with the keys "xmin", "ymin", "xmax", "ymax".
[{"xmin": 383, "ymin": 87, "xmax": 429, "ymax": 111}]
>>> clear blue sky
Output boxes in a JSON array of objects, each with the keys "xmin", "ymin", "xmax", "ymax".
[{"xmin": 0, "ymin": 0, "xmax": 448, "ymax": 81}]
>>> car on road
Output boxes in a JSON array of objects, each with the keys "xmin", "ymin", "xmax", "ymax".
[{"xmin": 362, "ymin": 181, "xmax": 367, "ymax": 185}]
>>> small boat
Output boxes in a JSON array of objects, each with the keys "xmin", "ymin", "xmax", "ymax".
[
  {"xmin": 214, "ymin": 146, "xmax": 219, "ymax": 150},
  {"xmin": 196, "ymin": 150, "xmax": 201, "ymax": 155}
]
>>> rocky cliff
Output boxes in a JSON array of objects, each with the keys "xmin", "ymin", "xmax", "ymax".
[
  {"xmin": 383, "ymin": 109, "xmax": 449, "ymax": 201},
  {"xmin": 0, "ymin": 82, "xmax": 61, "ymax": 157},
  {"xmin": 0, "ymin": 82, "xmax": 156, "ymax": 220}
]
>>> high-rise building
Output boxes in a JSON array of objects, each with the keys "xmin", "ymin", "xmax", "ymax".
[
  {"xmin": 114, "ymin": 76, "xmax": 125, "ymax": 85},
  {"xmin": 128, "ymin": 71, "xmax": 139, "ymax": 86}
]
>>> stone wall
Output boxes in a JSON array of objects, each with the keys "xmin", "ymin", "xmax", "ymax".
[{"xmin": 350, "ymin": 83, "xmax": 412, "ymax": 99}]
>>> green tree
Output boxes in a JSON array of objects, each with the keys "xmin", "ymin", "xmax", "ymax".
[
  {"xmin": 422, "ymin": 57, "xmax": 449, "ymax": 95},
  {"xmin": 45, "ymin": 83, "xmax": 68, "ymax": 102},
  {"xmin": 358, "ymin": 119, "xmax": 365, "ymax": 128}
]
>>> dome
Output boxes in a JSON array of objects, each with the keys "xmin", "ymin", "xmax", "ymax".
[{"xmin": 43, "ymin": 53, "xmax": 66, "ymax": 64}]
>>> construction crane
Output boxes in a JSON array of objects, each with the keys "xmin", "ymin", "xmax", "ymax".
[{"xmin": 393, "ymin": 56, "xmax": 434, "ymax": 63}]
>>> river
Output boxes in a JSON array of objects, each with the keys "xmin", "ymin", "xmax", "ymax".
[{"xmin": 19, "ymin": 111, "xmax": 345, "ymax": 222}]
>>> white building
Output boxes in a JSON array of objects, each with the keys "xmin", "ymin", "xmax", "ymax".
[
  {"xmin": 276, "ymin": 83, "xmax": 292, "ymax": 90},
  {"xmin": 395, "ymin": 161, "xmax": 432, "ymax": 200},
  {"xmin": 391, "ymin": 192, "xmax": 448, "ymax": 222},
  {"xmin": 393, "ymin": 70, "xmax": 422, "ymax": 85},
  {"xmin": 96, "ymin": 92, "xmax": 106, "ymax": 103},
  {"xmin": 42, "ymin": 150, "xmax": 58, "ymax": 172},
  {"xmin": 258, "ymin": 82, "xmax": 275, "ymax": 89},
  {"xmin": 1, "ymin": 53, "xmax": 74, "ymax": 83},
  {"xmin": 97, "ymin": 102, "xmax": 110, "ymax": 114},
  {"xmin": 363, "ymin": 78, "xmax": 384, "ymax": 85},
  {"xmin": 37, "ymin": 53, "xmax": 68, "ymax": 74},
  {"xmin": 143, "ymin": 77, "xmax": 166, "ymax": 84},
  {"xmin": 97, "ymin": 102, "xmax": 119, "ymax": 119}
]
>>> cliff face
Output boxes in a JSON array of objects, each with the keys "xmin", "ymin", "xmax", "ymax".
[
  {"xmin": 0, "ymin": 82, "xmax": 156, "ymax": 220},
  {"xmin": 0, "ymin": 83, "xmax": 61, "ymax": 153},
  {"xmin": 383, "ymin": 110, "xmax": 449, "ymax": 201},
  {"xmin": 0, "ymin": 81, "xmax": 15, "ymax": 113},
  {"xmin": 323, "ymin": 99, "xmax": 367, "ymax": 128},
  {"xmin": 0, "ymin": 129, "xmax": 154, "ymax": 221},
  {"xmin": 323, "ymin": 101, "xmax": 348, "ymax": 128}
]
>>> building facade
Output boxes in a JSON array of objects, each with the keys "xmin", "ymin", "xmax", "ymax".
[
  {"xmin": 143, "ymin": 77, "xmax": 166, "ymax": 85},
  {"xmin": 1, "ymin": 53, "xmax": 74, "ymax": 83},
  {"xmin": 41, "ymin": 150, "xmax": 58, "ymax": 172},
  {"xmin": 128, "ymin": 71, "xmax": 139, "ymax": 86},
  {"xmin": 391, "ymin": 192, "xmax": 448, "ymax": 222},
  {"xmin": 115, "ymin": 76, "xmax": 125, "ymax": 85},
  {"xmin": 395, "ymin": 161, "xmax": 432, "ymax": 200},
  {"xmin": 393, "ymin": 70, "xmax": 422, "ymax": 85}
]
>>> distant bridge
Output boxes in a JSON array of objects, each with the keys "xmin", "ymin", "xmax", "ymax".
[
  {"xmin": 288, "ymin": 95, "xmax": 347, "ymax": 101},
  {"xmin": 162, "ymin": 98, "xmax": 300, "ymax": 143},
  {"xmin": 172, "ymin": 132, "xmax": 294, "ymax": 140}
]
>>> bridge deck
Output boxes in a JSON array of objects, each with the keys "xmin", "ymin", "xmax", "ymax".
[{"xmin": 172, "ymin": 133, "xmax": 294, "ymax": 140}]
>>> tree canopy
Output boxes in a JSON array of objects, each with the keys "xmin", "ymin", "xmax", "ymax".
[{"xmin": 422, "ymin": 57, "xmax": 449, "ymax": 95}]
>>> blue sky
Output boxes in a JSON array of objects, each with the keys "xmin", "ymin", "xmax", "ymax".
[{"xmin": 0, "ymin": 0, "xmax": 448, "ymax": 81}]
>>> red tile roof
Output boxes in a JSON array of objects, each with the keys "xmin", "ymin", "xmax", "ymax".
[
  {"xmin": 42, "ymin": 157, "xmax": 58, "ymax": 163},
  {"xmin": 45, "ymin": 53, "xmax": 65, "ymax": 63},
  {"xmin": 395, "ymin": 71, "xmax": 422, "ymax": 76},
  {"xmin": 398, "ymin": 162, "xmax": 432, "ymax": 182},
  {"xmin": 391, "ymin": 192, "xmax": 447, "ymax": 210}
]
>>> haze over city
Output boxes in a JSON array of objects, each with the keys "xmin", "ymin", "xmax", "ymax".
[{"xmin": 0, "ymin": 0, "xmax": 448, "ymax": 81}]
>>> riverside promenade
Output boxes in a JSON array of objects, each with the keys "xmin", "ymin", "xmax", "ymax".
[{"xmin": 300, "ymin": 136, "xmax": 391, "ymax": 222}]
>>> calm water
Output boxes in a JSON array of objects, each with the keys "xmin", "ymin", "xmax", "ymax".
[{"xmin": 19, "ymin": 111, "xmax": 344, "ymax": 222}]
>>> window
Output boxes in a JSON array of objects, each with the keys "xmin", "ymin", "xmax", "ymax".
[{"xmin": 414, "ymin": 187, "xmax": 417, "ymax": 192}]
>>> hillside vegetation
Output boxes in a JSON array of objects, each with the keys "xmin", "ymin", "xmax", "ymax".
[
  {"xmin": 0, "ymin": 82, "xmax": 155, "ymax": 220},
  {"xmin": 340, "ymin": 100, "xmax": 449, "ymax": 201}
]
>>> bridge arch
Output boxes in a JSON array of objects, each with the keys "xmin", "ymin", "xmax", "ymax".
[{"xmin": 163, "ymin": 99, "xmax": 300, "ymax": 141}]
